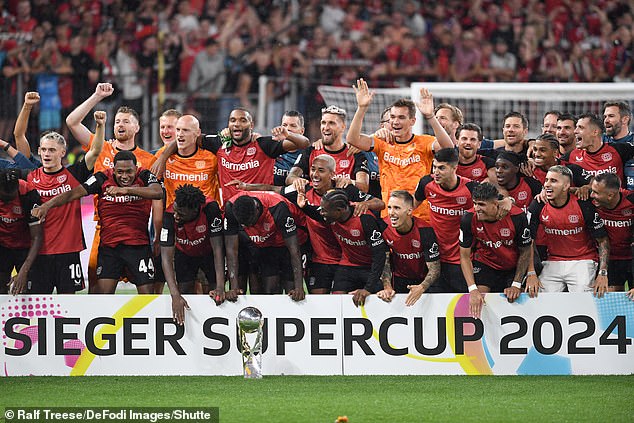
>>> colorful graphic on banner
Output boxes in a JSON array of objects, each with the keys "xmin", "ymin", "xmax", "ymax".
[{"xmin": 1, "ymin": 294, "xmax": 633, "ymax": 376}]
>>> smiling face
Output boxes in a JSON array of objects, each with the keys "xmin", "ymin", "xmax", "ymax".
[
  {"xmin": 473, "ymin": 198, "xmax": 498, "ymax": 222},
  {"xmin": 320, "ymin": 113, "xmax": 345, "ymax": 147},
  {"xmin": 319, "ymin": 198, "xmax": 344, "ymax": 224},
  {"xmin": 457, "ymin": 129, "xmax": 481, "ymax": 162},
  {"xmin": 387, "ymin": 195, "xmax": 412, "ymax": 230},
  {"xmin": 543, "ymin": 170, "xmax": 570, "ymax": 203},
  {"xmin": 532, "ymin": 139, "xmax": 558, "ymax": 169},
  {"xmin": 309, "ymin": 158, "xmax": 335, "ymax": 192},
  {"xmin": 574, "ymin": 117, "xmax": 600, "ymax": 150},
  {"xmin": 542, "ymin": 113, "xmax": 558, "ymax": 135},
  {"xmin": 603, "ymin": 105, "xmax": 628, "ymax": 138},
  {"xmin": 435, "ymin": 107, "xmax": 459, "ymax": 140},
  {"xmin": 556, "ymin": 119, "xmax": 575, "ymax": 150},
  {"xmin": 228, "ymin": 109, "xmax": 254, "ymax": 144},
  {"xmin": 502, "ymin": 116, "xmax": 527, "ymax": 148},
  {"xmin": 432, "ymin": 159, "xmax": 457, "ymax": 189},
  {"xmin": 389, "ymin": 106, "xmax": 415, "ymax": 141},
  {"xmin": 159, "ymin": 115, "xmax": 179, "ymax": 145},
  {"xmin": 113, "ymin": 159, "xmax": 137, "ymax": 187},
  {"xmin": 590, "ymin": 179, "xmax": 617, "ymax": 209},
  {"xmin": 175, "ymin": 115, "xmax": 201, "ymax": 155},
  {"xmin": 113, "ymin": 112, "xmax": 140, "ymax": 143}
]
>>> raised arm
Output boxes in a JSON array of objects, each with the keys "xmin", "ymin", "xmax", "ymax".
[
  {"xmin": 65, "ymin": 83, "xmax": 114, "ymax": 146},
  {"xmin": 271, "ymin": 126, "xmax": 310, "ymax": 152},
  {"xmin": 14, "ymin": 91, "xmax": 40, "ymax": 158},
  {"xmin": 416, "ymin": 88, "xmax": 453, "ymax": 150},
  {"xmin": 84, "ymin": 111, "xmax": 106, "ymax": 171},
  {"xmin": 347, "ymin": 78, "xmax": 377, "ymax": 152}
]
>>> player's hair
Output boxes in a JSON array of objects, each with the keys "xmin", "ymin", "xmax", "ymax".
[
  {"xmin": 283, "ymin": 110, "xmax": 305, "ymax": 128},
  {"xmin": 593, "ymin": 172, "xmax": 621, "ymax": 191},
  {"xmin": 40, "ymin": 131, "xmax": 67, "ymax": 150},
  {"xmin": 577, "ymin": 113, "xmax": 605, "ymax": 133},
  {"xmin": 390, "ymin": 98, "xmax": 416, "ymax": 118},
  {"xmin": 557, "ymin": 112, "xmax": 577, "ymax": 125},
  {"xmin": 230, "ymin": 107, "xmax": 253, "ymax": 123},
  {"xmin": 389, "ymin": 190, "xmax": 414, "ymax": 207},
  {"xmin": 497, "ymin": 151, "xmax": 523, "ymax": 167},
  {"xmin": 457, "ymin": 122, "xmax": 483, "ymax": 141},
  {"xmin": 547, "ymin": 164, "xmax": 573, "ymax": 182},
  {"xmin": 543, "ymin": 110, "xmax": 561, "ymax": 120},
  {"xmin": 321, "ymin": 189, "xmax": 350, "ymax": 210},
  {"xmin": 535, "ymin": 132, "xmax": 559, "ymax": 150},
  {"xmin": 603, "ymin": 101, "xmax": 632, "ymax": 119},
  {"xmin": 472, "ymin": 182, "xmax": 500, "ymax": 202},
  {"xmin": 435, "ymin": 103, "xmax": 464, "ymax": 125},
  {"xmin": 321, "ymin": 105, "xmax": 347, "ymax": 123},
  {"xmin": 232, "ymin": 195, "xmax": 261, "ymax": 225},
  {"xmin": 313, "ymin": 154, "xmax": 336, "ymax": 172},
  {"xmin": 503, "ymin": 111, "xmax": 529, "ymax": 130},
  {"xmin": 160, "ymin": 109, "xmax": 183, "ymax": 119},
  {"xmin": 113, "ymin": 150, "xmax": 137, "ymax": 165},
  {"xmin": 116, "ymin": 106, "xmax": 141, "ymax": 125},
  {"xmin": 434, "ymin": 147, "xmax": 459, "ymax": 165},
  {"xmin": 0, "ymin": 168, "xmax": 20, "ymax": 193},
  {"xmin": 380, "ymin": 106, "xmax": 391, "ymax": 122},
  {"xmin": 175, "ymin": 184, "xmax": 206, "ymax": 210}
]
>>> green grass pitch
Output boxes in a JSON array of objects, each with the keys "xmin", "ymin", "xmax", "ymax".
[{"xmin": 2, "ymin": 375, "xmax": 633, "ymax": 422}]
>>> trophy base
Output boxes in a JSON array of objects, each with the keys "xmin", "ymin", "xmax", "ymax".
[{"xmin": 243, "ymin": 359, "xmax": 262, "ymax": 379}]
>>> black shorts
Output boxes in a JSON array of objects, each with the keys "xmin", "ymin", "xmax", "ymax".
[
  {"xmin": 175, "ymin": 249, "xmax": 217, "ymax": 286},
  {"xmin": 28, "ymin": 252, "xmax": 85, "ymax": 294},
  {"xmin": 473, "ymin": 261, "xmax": 515, "ymax": 292},
  {"xmin": 97, "ymin": 245, "xmax": 154, "ymax": 286},
  {"xmin": 427, "ymin": 262, "xmax": 467, "ymax": 293},
  {"xmin": 608, "ymin": 259, "xmax": 631, "ymax": 287},
  {"xmin": 238, "ymin": 231, "xmax": 260, "ymax": 277},
  {"xmin": 153, "ymin": 253, "xmax": 166, "ymax": 282},
  {"xmin": 333, "ymin": 265, "xmax": 379, "ymax": 293},
  {"xmin": 307, "ymin": 262, "xmax": 337, "ymax": 292},
  {"xmin": 0, "ymin": 245, "xmax": 28, "ymax": 274},
  {"xmin": 258, "ymin": 246, "xmax": 292, "ymax": 278},
  {"xmin": 392, "ymin": 276, "xmax": 419, "ymax": 294}
]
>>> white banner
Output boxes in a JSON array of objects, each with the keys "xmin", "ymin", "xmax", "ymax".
[{"xmin": 1, "ymin": 293, "xmax": 633, "ymax": 376}]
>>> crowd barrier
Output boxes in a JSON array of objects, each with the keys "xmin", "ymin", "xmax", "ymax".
[{"xmin": 2, "ymin": 293, "xmax": 633, "ymax": 376}]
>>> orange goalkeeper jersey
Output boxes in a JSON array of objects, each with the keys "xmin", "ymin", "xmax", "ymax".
[
  {"xmin": 372, "ymin": 134, "xmax": 435, "ymax": 220},
  {"xmin": 163, "ymin": 147, "xmax": 219, "ymax": 207}
]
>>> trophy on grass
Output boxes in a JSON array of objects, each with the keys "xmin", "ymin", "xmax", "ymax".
[{"xmin": 237, "ymin": 306, "xmax": 264, "ymax": 379}]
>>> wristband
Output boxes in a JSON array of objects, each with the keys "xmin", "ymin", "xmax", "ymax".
[
  {"xmin": 511, "ymin": 281, "xmax": 522, "ymax": 289},
  {"xmin": 526, "ymin": 271, "xmax": 536, "ymax": 276},
  {"xmin": 468, "ymin": 284, "xmax": 478, "ymax": 292},
  {"xmin": 2, "ymin": 143, "xmax": 10, "ymax": 151}
]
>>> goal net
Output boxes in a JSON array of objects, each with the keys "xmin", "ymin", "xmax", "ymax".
[{"xmin": 318, "ymin": 82, "xmax": 634, "ymax": 139}]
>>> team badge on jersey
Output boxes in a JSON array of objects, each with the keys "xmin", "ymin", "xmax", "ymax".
[
  {"xmin": 351, "ymin": 229, "xmax": 360, "ymax": 237},
  {"xmin": 57, "ymin": 174, "xmax": 67, "ymax": 184},
  {"xmin": 12, "ymin": 206, "xmax": 21, "ymax": 214},
  {"xmin": 500, "ymin": 228, "xmax": 511, "ymax": 237},
  {"xmin": 623, "ymin": 209, "xmax": 632, "ymax": 216},
  {"xmin": 195, "ymin": 160, "xmax": 206, "ymax": 169},
  {"xmin": 339, "ymin": 160, "xmax": 350, "ymax": 168},
  {"xmin": 601, "ymin": 152, "xmax": 613, "ymax": 162},
  {"xmin": 472, "ymin": 168, "xmax": 482, "ymax": 177},
  {"xmin": 456, "ymin": 196, "xmax": 467, "ymax": 205},
  {"xmin": 263, "ymin": 223, "xmax": 271, "ymax": 231},
  {"xmin": 412, "ymin": 239, "xmax": 420, "ymax": 248},
  {"xmin": 569, "ymin": 215, "xmax": 579, "ymax": 223},
  {"xmin": 247, "ymin": 147, "xmax": 257, "ymax": 156},
  {"xmin": 517, "ymin": 191, "xmax": 528, "ymax": 201},
  {"xmin": 196, "ymin": 225, "xmax": 207, "ymax": 233}
]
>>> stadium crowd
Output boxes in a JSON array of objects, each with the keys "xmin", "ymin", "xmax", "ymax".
[
  {"xmin": 1, "ymin": 1, "xmax": 634, "ymax": 323},
  {"xmin": 2, "ymin": 0, "xmax": 634, "ymax": 142}
]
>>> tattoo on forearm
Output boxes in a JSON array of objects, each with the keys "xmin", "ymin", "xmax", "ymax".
[
  {"xmin": 421, "ymin": 261, "xmax": 441, "ymax": 290},
  {"xmin": 514, "ymin": 246, "xmax": 531, "ymax": 282},
  {"xmin": 597, "ymin": 237, "xmax": 609, "ymax": 270},
  {"xmin": 381, "ymin": 252, "xmax": 392, "ymax": 288}
]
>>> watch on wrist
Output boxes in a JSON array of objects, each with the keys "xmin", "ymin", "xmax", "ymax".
[
  {"xmin": 2, "ymin": 143, "xmax": 10, "ymax": 151},
  {"xmin": 598, "ymin": 269, "xmax": 608, "ymax": 277}
]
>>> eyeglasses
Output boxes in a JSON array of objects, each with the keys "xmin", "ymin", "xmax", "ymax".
[{"xmin": 321, "ymin": 105, "xmax": 347, "ymax": 118}]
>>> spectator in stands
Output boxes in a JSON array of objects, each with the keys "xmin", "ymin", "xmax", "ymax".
[{"xmin": 188, "ymin": 37, "xmax": 226, "ymax": 132}]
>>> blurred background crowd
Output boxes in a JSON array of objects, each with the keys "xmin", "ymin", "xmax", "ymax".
[{"xmin": 1, "ymin": 0, "xmax": 633, "ymax": 147}]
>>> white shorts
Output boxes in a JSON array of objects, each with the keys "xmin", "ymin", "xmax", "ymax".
[{"xmin": 539, "ymin": 259, "xmax": 597, "ymax": 293}]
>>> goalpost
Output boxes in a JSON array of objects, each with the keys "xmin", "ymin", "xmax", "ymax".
[{"xmin": 317, "ymin": 82, "xmax": 634, "ymax": 138}]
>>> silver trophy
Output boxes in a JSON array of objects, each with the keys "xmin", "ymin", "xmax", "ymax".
[{"xmin": 237, "ymin": 306, "xmax": 264, "ymax": 379}]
